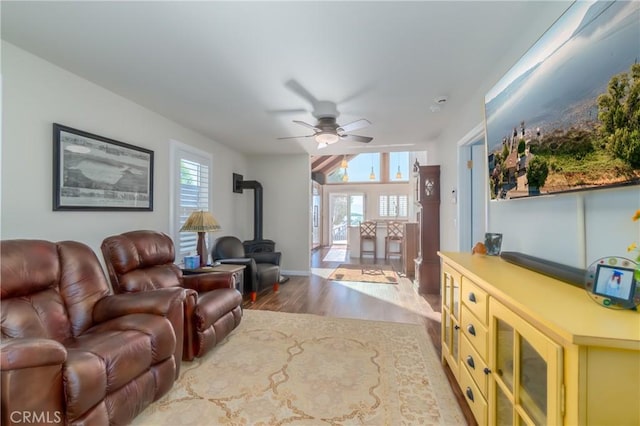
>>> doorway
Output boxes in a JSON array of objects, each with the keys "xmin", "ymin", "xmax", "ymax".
[
  {"xmin": 328, "ymin": 193, "xmax": 364, "ymax": 246},
  {"xmin": 457, "ymin": 124, "xmax": 487, "ymax": 251}
]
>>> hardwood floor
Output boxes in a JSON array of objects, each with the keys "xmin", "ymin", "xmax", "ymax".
[{"xmin": 244, "ymin": 245, "xmax": 476, "ymax": 426}]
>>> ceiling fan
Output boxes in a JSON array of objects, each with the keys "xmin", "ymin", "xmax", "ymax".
[
  {"xmin": 278, "ymin": 115, "xmax": 373, "ymax": 148},
  {"xmin": 276, "ymin": 79, "xmax": 373, "ymax": 148}
]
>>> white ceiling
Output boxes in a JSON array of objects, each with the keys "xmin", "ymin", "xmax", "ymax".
[{"xmin": 1, "ymin": 1, "xmax": 572, "ymax": 156}]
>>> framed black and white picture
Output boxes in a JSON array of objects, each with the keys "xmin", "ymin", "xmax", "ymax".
[{"xmin": 53, "ymin": 123, "xmax": 154, "ymax": 211}]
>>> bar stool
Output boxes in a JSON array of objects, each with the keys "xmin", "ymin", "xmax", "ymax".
[
  {"xmin": 385, "ymin": 221, "xmax": 403, "ymax": 260},
  {"xmin": 359, "ymin": 220, "xmax": 377, "ymax": 260}
]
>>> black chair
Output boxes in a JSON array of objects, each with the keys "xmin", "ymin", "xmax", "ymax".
[{"xmin": 211, "ymin": 236, "xmax": 281, "ymax": 302}]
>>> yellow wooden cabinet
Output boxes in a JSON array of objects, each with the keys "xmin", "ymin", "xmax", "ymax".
[
  {"xmin": 441, "ymin": 263, "xmax": 461, "ymax": 380},
  {"xmin": 439, "ymin": 252, "xmax": 640, "ymax": 426}
]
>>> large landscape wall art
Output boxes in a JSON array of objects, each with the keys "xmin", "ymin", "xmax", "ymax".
[{"xmin": 485, "ymin": 0, "xmax": 640, "ymax": 200}]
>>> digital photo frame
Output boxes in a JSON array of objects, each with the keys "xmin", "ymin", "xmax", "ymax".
[{"xmin": 593, "ymin": 264, "xmax": 636, "ymax": 303}]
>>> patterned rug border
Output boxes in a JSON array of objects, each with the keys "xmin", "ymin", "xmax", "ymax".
[
  {"xmin": 327, "ymin": 263, "xmax": 399, "ymax": 284},
  {"xmin": 133, "ymin": 309, "xmax": 463, "ymax": 425}
]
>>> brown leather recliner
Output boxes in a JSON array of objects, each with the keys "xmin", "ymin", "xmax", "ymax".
[
  {"xmin": 101, "ymin": 230, "xmax": 243, "ymax": 362},
  {"xmin": 0, "ymin": 239, "xmax": 186, "ymax": 426}
]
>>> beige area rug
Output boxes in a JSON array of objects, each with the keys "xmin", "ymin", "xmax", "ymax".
[
  {"xmin": 328, "ymin": 264, "xmax": 399, "ymax": 284},
  {"xmin": 133, "ymin": 310, "xmax": 463, "ymax": 426}
]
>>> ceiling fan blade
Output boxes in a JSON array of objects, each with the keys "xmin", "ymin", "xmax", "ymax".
[
  {"xmin": 293, "ymin": 120, "xmax": 318, "ymax": 130},
  {"xmin": 338, "ymin": 118, "xmax": 371, "ymax": 133},
  {"xmin": 277, "ymin": 134, "xmax": 315, "ymax": 140},
  {"xmin": 342, "ymin": 134, "xmax": 373, "ymax": 143},
  {"xmin": 285, "ymin": 79, "xmax": 318, "ymax": 107}
]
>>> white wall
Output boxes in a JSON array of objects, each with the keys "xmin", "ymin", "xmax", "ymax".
[
  {"xmin": 244, "ymin": 154, "xmax": 310, "ymax": 275},
  {"xmin": 488, "ymin": 187, "xmax": 639, "ymax": 268},
  {"xmin": 1, "ymin": 41, "xmax": 250, "ymax": 260}
]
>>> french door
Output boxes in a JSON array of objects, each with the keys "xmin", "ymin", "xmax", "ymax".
[{"xmin": 329, "ymin": 193, "xmax": 364, "ymax": 245}]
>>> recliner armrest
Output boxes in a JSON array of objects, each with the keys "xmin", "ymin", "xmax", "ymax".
[
  {"xmin": 0, "ymin": 338, "xmax": 67, "ymax": 370},
  {"xmin": 217, "ymin": 258, "xmax": 255, "ymax": 268},
  {"xmin": 93, "ymin": 287, "xmax": 186, "ymax": 323},
  {"xmin": 183, "ymin": 273, "xmax": 234, "ymax": 292},
  {"xmin": 247, "ymin": 251, "xmax": 281, "ymax": 265}
]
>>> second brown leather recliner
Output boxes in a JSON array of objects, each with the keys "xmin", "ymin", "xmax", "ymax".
[{"xmin": 101, "ymin": 230, "xmax": 243, "ymax": 361}]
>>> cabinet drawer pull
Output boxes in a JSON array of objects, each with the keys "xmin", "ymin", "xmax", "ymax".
[
  {"xmin": 466, "ymin": 387, "xmax": 474, "ymax": 402},
  {"xmin": 466, "ymin": 355, "xmax": 475, "ymax": 369},
  {"xmin": 467, "ymin": 324, "xmax": 476, "ymax": 336},
  {"xmin": 454, "ymin": 324, "xmax": 460, "ymax": 330},
  {"xmin": 483, "ymin": 367, "xmax": 491, "ymax": 375},
  {"xmin": 468, "ymin": 292, "xmax": 476, "ymax": 303}
]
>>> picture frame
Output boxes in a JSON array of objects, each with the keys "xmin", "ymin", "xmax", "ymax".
[
  {"xmin": 592, "ymin": 264, "xmax": 636, "ymax": 303},
  {"xmin": 484, "ymin": 1, "xmax": 640, "ymax": 200},
  {"xmin": 53, "ymin": 123, "xmax": 154, "ymax": 211},
  {"xmin": 484, "ymin": 233, "xmax": 503, "ymax": 256}
]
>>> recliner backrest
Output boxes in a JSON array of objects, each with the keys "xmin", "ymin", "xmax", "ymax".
[
  {"xmin": 1, "ymin": 239, "xmax": 111, "ymax": 341},
  {"xmin": 211, "ymin": 236, "xmax": 246, "ymax": 260},
  {"xmin": 101, "ymin": 230, "xmax": 182, "ymax": 293}
]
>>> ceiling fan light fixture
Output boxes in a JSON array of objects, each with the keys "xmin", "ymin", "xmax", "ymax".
[
  {"xmin": 315, "ymin": 132, "xmax": 340, "ymax": 145},
  {"xmin": 341, "ymin": 156, "xmax": 348, "ymax": 169}
]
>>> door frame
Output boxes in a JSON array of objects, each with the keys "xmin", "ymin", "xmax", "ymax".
[{"xmin": 457, "ymin": 122, "xmax": 487, "ymax": 252}]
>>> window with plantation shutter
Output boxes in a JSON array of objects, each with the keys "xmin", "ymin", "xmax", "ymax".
[
  {"xmin": 170, "ymin": 142, "xmax": 212, "ymax": 260},
  {"xmin": 378, "ymin": 195, "xmax": 408, "ymax": 218}
]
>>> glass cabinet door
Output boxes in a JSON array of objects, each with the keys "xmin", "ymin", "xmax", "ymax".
[
  {"xmin": 442, "ymin": 268, "xmax": 460, "ymax": 377},
  {"xmin": 489, "ymin": 300, "xmax": 563, "ymax": 426},
  {"xmin": 452, "ymin": 275, "xmax": 460, "ymax": 322}
]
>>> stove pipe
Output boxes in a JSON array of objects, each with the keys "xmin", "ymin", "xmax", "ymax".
[{"xmin": 232, "ymin": 173, "xmax": 275, "ymax": 253}]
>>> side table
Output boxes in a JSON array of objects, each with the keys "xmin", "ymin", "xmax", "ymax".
[{"xmin": 183, "ymin": 264, "xmax": 245, "ymax": 295}]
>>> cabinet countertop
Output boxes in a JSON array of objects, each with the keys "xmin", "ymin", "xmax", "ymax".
[{"xmin": 438, "ymin": 252, "xmax": 640, "ymax": 350}]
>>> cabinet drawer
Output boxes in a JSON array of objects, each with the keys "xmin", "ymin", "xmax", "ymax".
[
  {"xmin": 460, "ymin": 362, "xmax": 487, "ymax": 426},
  {"xmin": 461, "ymin": 305, "xmax": 488, "ymax": 360},
  {"xmin": 461, "ymin": 276, "xmax": 488, "ymax": 325},
  {"xmin": 461, "ymin": 334, "xmax": 488, "ymax": 397}
]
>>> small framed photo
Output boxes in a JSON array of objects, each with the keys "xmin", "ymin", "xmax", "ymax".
[
  {"xmin": 593, "ymin": 264, "xmax": 636, "ymax": 303},
  {"xmin": 53, "ymin": 124, "xmax": 154, "ymax": 211},
  {"xmin": 484, "ymin": 233, "xmax": 503, "ymax": 256}
]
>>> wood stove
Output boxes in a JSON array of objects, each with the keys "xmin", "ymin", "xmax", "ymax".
[{"xmin": 233, "ymin": 173, "xmax": 276, "ymax": 253}]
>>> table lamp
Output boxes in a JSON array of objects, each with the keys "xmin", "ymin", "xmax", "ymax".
[{"xmin": 179, "ymin": 210, "xmax": 221, "ymax": 267}]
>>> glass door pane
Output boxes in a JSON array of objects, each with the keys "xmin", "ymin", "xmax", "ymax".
[
  {"xmin": 496, "ymin": 384, "xmax": 513, "ymax": 426},
  {"xmin": 496, "ymin": 319, "xmax": 514, "ymax": 392},
  {"xmin": 312, "ymin": 193, "xmax": 321, "ymax": 247},
  {"xmin": 444, "ymin": 273, "xmax": 452, "ymax": 308},
  {"xmin": 519, "ymin": 336, "xmax": 547, "ymax": 425},
  {"xmin": 444, "ymin": 315, "xmax": 451, "ymax": 350},
  {"xmin": 452, "ymin": 278, "xmax": 460, "ymax": 320},
  {"xmin": 329, "ymin": 194, "xmax": 348, "ymax": 245},
  {"xmin": 349, "ymin": 195, "xmax": 364, "ymax": 226},
  {"xmin": 452, "ymin": 320, "xmax": 459, "ymax": 359}
]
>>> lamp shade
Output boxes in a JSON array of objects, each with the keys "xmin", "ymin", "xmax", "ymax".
[
  {"xmin": 179, "ymin": 210, "xmax": 221, "ymax": 232},
  {"xmin": 180, "ymin": 210, "xmax": 221, "ymax": 268}
]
